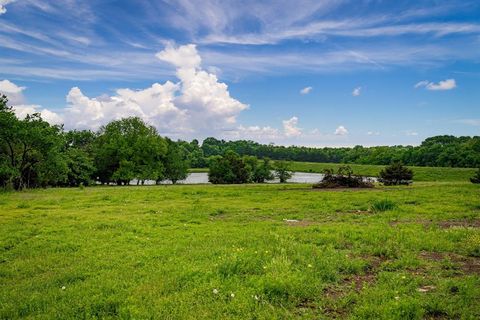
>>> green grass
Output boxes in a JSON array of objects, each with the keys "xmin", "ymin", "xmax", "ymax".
[
  {"xmin": 370, "ymin": 199, "xmax": 397, "ymax": 213},
  {"xmin": 1, "ymin": 182, "xmax": 479, "ymax": 319},
  {"xmin": 190, "ymin": 162, "xmax": 476, "ymax": 182},
  {"xmin": 288, "ymin": 162, "xmax": 476, "ymax": 182}
]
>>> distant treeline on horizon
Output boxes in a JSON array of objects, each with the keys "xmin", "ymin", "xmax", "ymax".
[
  {"xmin": 2, "ymin": 92, "xmax": 479, "ymax": 190},
  {"xmin": 185, "ymin": 135, "xmax": 480, "ymax": 169}
]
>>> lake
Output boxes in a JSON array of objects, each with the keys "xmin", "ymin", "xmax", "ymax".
[{"xmin": 132, "ymin": 172, "xmax": 328, "ymax": 185}]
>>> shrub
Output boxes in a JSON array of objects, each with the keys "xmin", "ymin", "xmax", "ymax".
[
  {"xmin": 208, "ymin": 151, "xmax": 250, "ymax": 184},
  {"xmin": 273, "ymin": 160, "xmax": 292, "ymax": 183},
  {"xmin": 379, "ymin": 162, "xmax": 413, "ymax": 185},
  {"xmin": 312, "ymin": 166, "xmax": 374, "ymax": 189},
  {"xmin": 470, "ymin": 168, "xmax": 480, "ymax": 184},
  {"xmin": 370, "ymin": 199, "xmax": 396, "ymax": 212}
]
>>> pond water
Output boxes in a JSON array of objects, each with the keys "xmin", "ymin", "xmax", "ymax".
[{"xmin": 132, "ymin": 171, "xmax": 327, "ymax": 185}]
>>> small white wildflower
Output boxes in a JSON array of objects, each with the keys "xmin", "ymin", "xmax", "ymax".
[
  {"xmin": 230, "ymin": 293, "xmax": 235, "ymax": 298},
  {"xmin": 213, "ymin": 289, "xmax": 219, "ymax": 294},
  {"xmin": 61, "ymin": 286, "xmax": 66, "ymax": 290},
  {"xmin": 401, "ymin": 275, "xmax": 406, "ymax": 279},
  {"xmin": 394, "ymin": 296, "xmax": 400, "ymax": 300}
]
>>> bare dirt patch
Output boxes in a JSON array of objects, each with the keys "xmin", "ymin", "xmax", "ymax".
[
  {"xmin": 419, "ymin": 251, "xmax": 480, "ymax": 275},
  {"xmin": 389, "ymin": 219, "xmax": 433, "ymax": 227},
  {"xmin": 283, "ymin": 219, "xmax": 317, "ymax": 227},
  {"xmin": 322, "ymin": 255, "xmax": 386, "ymax": 297},
  {"xmin": 437, "ymin": 219, "xmax": 480, "ymax": 229},
  {"xmin": 389, "ymin": 219, "xmax": 480, "ymax": 229}
]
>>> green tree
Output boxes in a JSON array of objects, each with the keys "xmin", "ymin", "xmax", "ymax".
[
  {"xmin": 0, "ymin": 95, "xmax": 67, "ymax": 189},
  {"xmin": 164, "ymin": 139, "xmax": 189, "ymax": 184},
  {"xmin": 63, "ymin": 130, "xmax": 96, "ymax": 187},
  {"xmin": 252, "ymin": 157, "xmax": 274, "ymax": 183},
  {"xmin": 208, "ymin": 151, "xmax": 250, "ymax": 184},
  {"xmin": 64, "ymin": 148, "xmax": 95, "ymax": 186},
  {"xmin": 93, "ymin": 117, "xmax": 167, "ymax": 185},
  {"xmin": 273, "ymin": 160, "xmax": 292, "ymax": 183},
  {"xmin": 379, "ymin": 162, "xmax": 414, "ymax": 185}
]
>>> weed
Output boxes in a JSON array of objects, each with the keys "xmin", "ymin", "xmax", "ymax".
[{"xmin": 370, "ymin": 199, "xmax": 397, "ymax": 212}]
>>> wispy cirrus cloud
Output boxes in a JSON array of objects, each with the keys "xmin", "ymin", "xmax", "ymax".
[
  {"xmin": 455, "ymin": 119, "xmax": 480, "ymax": 126},
  {"xmin": 0, "ymin": 0, "xmax": 479, "ymax": 81}
]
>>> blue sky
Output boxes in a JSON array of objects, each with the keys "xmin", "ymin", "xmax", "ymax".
[{"xmin": 0, "ymin": 0, "xmax": 479, "ymax": 146}]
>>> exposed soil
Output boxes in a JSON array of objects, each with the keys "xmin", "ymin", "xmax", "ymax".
[
  {"xmin": 283, "ymin": 219, "xmax": 317, "ymax": 227},
  {"xmin": 389, "ymin": 219, "xmax": 480, "ymax": 229},
  {"xmin": 419, "ymin": 251, "xmax": 480, "ymax": 275},
  {"xmin": 437, "ymin": 219, "xmax": 480, "ymax": 229}
]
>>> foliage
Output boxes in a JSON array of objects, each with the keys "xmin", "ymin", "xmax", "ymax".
[
  {"xmin": 470, "ymin": 168, "xmax": 480, "ymax": 184},
  {"xmin": 197, "ymin": 135, "xmax": 480, "ymax": 168},
  {"xmin": 164, "ymin": 139, "xmax": 189, "ymax": 184},
  {"xmin": 1, "ymin": 182, "xmax": 479, "ymax": 318},
  {"xmin": 273, "ymin": 160, "xmax": 292, "ymax": 183},
  {"xmin": 253, "ymin": 157, "xmax": 274, "ymax": 183},
  {"xmin": 208, "ymin": 151, "xmax": 250, "ymax": 184},
  {"xmin": 370, "ymin": 199, "xmax": 397, "ymax": 212},
  {"xmin": 62, "ymin": 130, "xmax": 97, "ymax": 187},
  {"xmin": 242, "ymin": 156, "xmax": 274, "ymax": 183},
  {"xmin": 93, "ymin": 117, "xmax": 167, "ymax": 185},
  {"xmin": 64, "ymin": 148, "xmax": 95, "ymax": 187},
  {"xmin": 0, "ymin": 95, "xmax": 67, "ymax": 190},
  {"xmin": 379, "ymin": 162, "xmax": 414, "ymax": 186},
  {"xmin": 313, "ymin": 165, "xmax": 374, "ymax": 188},
  {"xmin": 286, "ymin": 161, "xmax": 475, "ymax": 182}
]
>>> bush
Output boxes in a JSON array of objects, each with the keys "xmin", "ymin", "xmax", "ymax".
[
  {"xmin": 379, "ymin": 162, "xmax": 413, "ymax": 185},
  {"xmin": 312, "ymin": 166, "xmax": 374, "ymax": 189},
  {"xmin": 370, "ymin": 199, "xmax": 396, "ymax": 212},
  {"xmin": 470, "ymin": 168, "xmax": 480, "ymax": 184},
  {"xmin": 208, "ymin": 151, "xmax": 250, "ymax": 184},
  {"xmin": 273, "ymin": 160, "xmax": 292, "ymax": 183}
]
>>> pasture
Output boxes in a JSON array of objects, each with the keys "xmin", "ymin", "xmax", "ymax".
[{"xmin": 1, "ymin": 179, "xmax": 479, "ymax": 319}]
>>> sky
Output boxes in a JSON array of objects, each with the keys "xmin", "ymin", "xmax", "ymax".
[{"xmin": 0, "ymin": 0, "xmax": 479, "ymax": 147}]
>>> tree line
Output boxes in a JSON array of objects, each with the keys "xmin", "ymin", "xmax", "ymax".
[
  {"xmin": 1, "ymin": 95, "xmax": 189, "ymax": 190},
  {"xmin": 2, "ymin": 94, "xmax": 479, "ymax": 190},
  {"xmin": 184, "ymin": 135, "xmax": 480, "ymax": 168}
]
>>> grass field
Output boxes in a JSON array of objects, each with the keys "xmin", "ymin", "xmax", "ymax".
[
  {"xmin": 190, "ymin": 162, "xmax": 477, "ymax": 182},
  {"xmin": 1, "ymin": 178, "xmax": 479, "ymax": 319}
]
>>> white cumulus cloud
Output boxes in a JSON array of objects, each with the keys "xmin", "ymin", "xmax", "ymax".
[
  {"xmin": 0, "ymin": 79, "xmax": 26, "ymax": 105},
  {"xmin": 283, "ymin": 116, "xmax": 302, "ymax": 137},
  {"xmin": 7, "ymin": 44, "xmax": 249, "ymax": 139},
  {"xmin": 334, "ymin": 125, "xmax": 348, "ymax": 135},
  {"xmin": 156, "ymin": 43, "xmax": 202, "ymax": 70},
  {"xmin": 13, "ymin": 104, "xmax": 64, "ymax": 125},
  {"xmin": 300, "ymin": 86, "xmax": 312, "ymax": 95},
  {"xmin": 352, "ymin": 86, "xmax": 361, "ymax": 96},
  {"xmin": 0, "ymin": 0, "xmax": 14, "ymax": 15},
  {"xmin": 414, "ymin": 79, "xmax": 456, "ymax": 91}
]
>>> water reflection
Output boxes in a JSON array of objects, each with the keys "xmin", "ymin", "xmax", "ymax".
[{"xmin": 132, "ymin": 171, "xmax": 328, "ymax": 185}]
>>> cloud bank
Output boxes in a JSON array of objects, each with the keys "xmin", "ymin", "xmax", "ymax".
[{"xmin": 4, "ymin": 44, "xmax": 251, "ymax": 138}]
